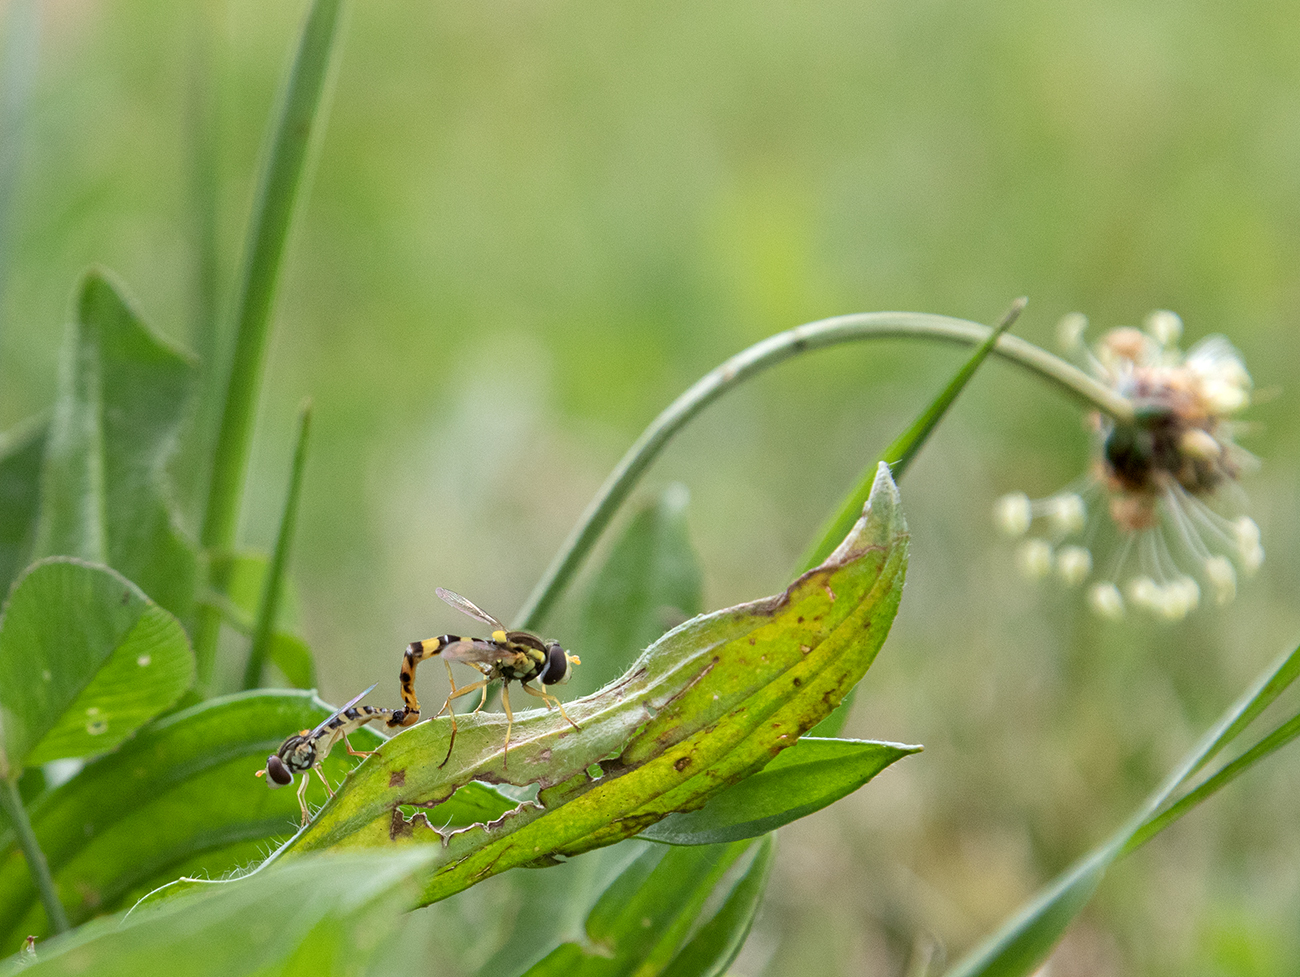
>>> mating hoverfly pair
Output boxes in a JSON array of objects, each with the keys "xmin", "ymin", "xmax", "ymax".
[{"xmin": 257, "ymin": 589, "xmax": 582, "ymax": 825}]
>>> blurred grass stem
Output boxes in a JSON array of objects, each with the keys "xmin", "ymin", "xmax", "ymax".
[
  {"xmin": 0, "ymin": 778, "xmax": 69, "ymax": 934},
  {"xmin": 195, "ymin": 0, "xmax": 345, "ymax": 690},
  {"xmin": 242, "ymin": 402, "xmax": 311, "ymax": 690},
  {"xmin": 517, "ymin": 310, "xmax": 1130, "ymax": 631}
]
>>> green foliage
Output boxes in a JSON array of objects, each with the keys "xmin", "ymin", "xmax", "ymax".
[
  {"xmin": 524, "ymin": 839, "xmax": 772, "ymax": 977},
  {"xmin": 0, "ymin": 849, "xmax": 436, "ymax": 977},
  {"xmin": 204, "ymin": 551, "xmax": 315, "ymax": 689},
  {"xmin": 0, "ymin": 690, "xmax": 380, "ymax": 943},
  {"xmin": 946, "ymin": 639, "xmax": 1300, "ymax": 977},
  {"xmin": 0, "ymin": 421, "xmax": 43, "ymax": 597},
  {"xmin": 243, "ymin": 403, "xmax": 313, "ymax": 690},
  {"xmin": 0, "ymin": 558, "xmax": 192, "ymax": 777},
  {"xmin": 641, "ymin": 736, "xmax": 920, "ymax": 846},
  {"xmin": 800, "ymin": 298, "xmax": 1024, "ymax": 574},
  {"xmin": 574, "ymin": 483, "xmax": 703, "ymax": 696},
  {"xmin": 1, "ymin": 0, "xmax": 1296, "ymax": 971},
  {"xmin": 32, "ymin": 272, "xmax": 198, "ymax": 623},
  {"xmin": 272, "ymin": 468, "xmax": 908, "ymax": 906}
]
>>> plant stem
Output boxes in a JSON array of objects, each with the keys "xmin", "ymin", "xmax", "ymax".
[
  {"xmin": 515, "ymin": 310, "xmax": 1130, "ymax": 631},
  {"xmin": 195, "ymin": 0, "xmax": 345, "ymax": 691},
  {"xmin": 242, "ymin": 401, "xmax": 311, "ymax": 690},
  {"xmin": 0, "ymin": 778, "xmax": 69, "ymax": 934}
]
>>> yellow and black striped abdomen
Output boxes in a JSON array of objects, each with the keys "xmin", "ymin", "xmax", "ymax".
[{"xmin": 387, "ymin": 634, "xmax": 466, "ymax": 728}]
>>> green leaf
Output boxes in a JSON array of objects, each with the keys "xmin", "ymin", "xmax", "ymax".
[
  {"xmin": 32, "ymin": 271, "xmax": 198, "ymax": 621},
  {"xmin": 525, "ymin": 841, "xmax": 754, "ymax": 977},
  {"xmin": 0, "ymin": 420, "xmax": 45, "ymax": 598},
  {"xmin": 945, "ymin": 640, "xmax": 1300, "ymax": 977},
  {"xmin": 575, "ymin": 483, "xmax": 703, "ymax": 696},
  {"xmin": 274, "ymin": 464, "xmax": 907, "ymax": 911},
  {"xmin": 640, "ymin": 736, "xmax": 920, "ymax": 846},
  {"xmin": 0, "ymin": 558, "xmax": 193, "ymax": 777},
  {"xmin": 0, "ymin": 848, "xmax": 436, "ymax": 977},
  {"xmin": 0, "ymin": 689, "xmax": 510, "ymax": 945},
  {"xmin": 659, "ymin": 836, "xmax": 775, "ymax": 977}
]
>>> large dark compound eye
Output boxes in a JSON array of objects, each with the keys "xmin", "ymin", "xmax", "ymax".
[
  {"xmin": 542, "ymin": 643, "xmax": 570, "ymax": 685},
  {"xmin": 266, "ymin": 755, "xmax": 293, "ymax": 787}
]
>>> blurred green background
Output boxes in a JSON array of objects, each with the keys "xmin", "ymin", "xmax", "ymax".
[{"xmin": 2, "ymin": 0, "xmax": 1298, "ymax": 973}]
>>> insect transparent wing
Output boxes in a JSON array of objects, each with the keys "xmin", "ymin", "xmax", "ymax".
[
  {"xmin": 437, "ymin": 637, "xmax": 525, "ymax": 669},
  {"xmin": 436, "ymin": 587, "xmax": 507, "ymax": 631},
  {"xmin": 309, "ymin": 682, "xmax": 378, "ymax": 737}
]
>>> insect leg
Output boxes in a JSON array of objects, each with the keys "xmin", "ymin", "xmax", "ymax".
[
  {"xmin": 521, "ymin": 683, "xmax": 582, "ymax": 732},
  {"xmin": 500, "ymin": 683, "xmax": 515, "ymax": 770},
  {"xmin": 342, "ymin": 731, "xmax": 374, "ymax": 758},
  {"xmin": 437, "ymin": 677, "xmax": 493, "ymax": 768},
  {"xmin": 314, "ymin": 764, "xmax": 335, "ymax": 797},
  {"xmin": 470, "ymin": 675, "xmax": 491, "ymax": 715},
  {"xmin": 295, "ymin": 774, "xmax": 311, "ymax": 826}
]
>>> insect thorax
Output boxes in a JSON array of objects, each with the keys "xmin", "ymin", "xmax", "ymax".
[
  {"xmin": 499, "ymin": 645, "xmax": 546, "ymax": 682},
  {"xmin": 284, "ymin": 737, "xmax": 317, "ymax": 772}
]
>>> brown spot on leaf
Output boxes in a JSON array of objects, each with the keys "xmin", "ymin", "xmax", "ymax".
[
  {"xmin": 674, "ymin": 756, "xmax": 691, "ymax": 772},
  {"xmin": 389, "ymin": 769, "xmax": 406, "ymax": 787},
  {"xmin": 800, "ymin": 644, "xmax": 812, "ymax": 654},
  {"xmin": 389, "ymin": 808, "xmax": 413, "ymax": 839},
  {"xmin": 824, "ymin": 583, "xmax": 837, "ymax": 602},
  {"xmin": 792, "ymin": 677, "xmax": 802, "ymax": 687},
  {"xmin": 748, "ymin": 636, "xmax": 756, "ymax": 645}
]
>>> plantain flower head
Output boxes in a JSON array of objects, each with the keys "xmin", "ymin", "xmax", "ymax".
[{"xmin": 996, "ymin": 311, "xmax": 1260, "ymax": 621}]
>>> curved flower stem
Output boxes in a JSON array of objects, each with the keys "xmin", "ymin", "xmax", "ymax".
[{"xmin": 515, "ymin": 311, "xmax": 1131, "ymax": 630}]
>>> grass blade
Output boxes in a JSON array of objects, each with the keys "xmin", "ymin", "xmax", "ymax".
[
  {"xmin": 241, "ymin": 401, "xmax": 311, "ymax": 690},
  {"xmin": 196, "ymin": 0, "xmax": 346, "ymax": 689},
  {"xmin": 798, "ymin": 299, "xmax": 1025, "ymax": 573},
  {"xmin": 945, "ymin": 639, "xmax": 1300, "ymax": 977}
]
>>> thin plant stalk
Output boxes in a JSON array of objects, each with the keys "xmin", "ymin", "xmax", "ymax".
[
  {"xmin": 195, "ymin": 0, "xmax": 345, "ymax": 690},
  {"xmin": 242, "ymin": 401, "xmax": 311, "ymax": 690},
  {"xmin": 0, "ymin": 778, "xmax": 69, "ymax": 934},
  {"xmin": 946, "ymin": 639, "xmax": 1300, "ymax": 976},
  {"xmin": 1125, "ymin": 709, "xmax": 1300, "ymax": 855},
  {"xmin": 183, "ymin": 0, "xmax": 225, "ymax": 519},
  {"xmin": 515, "ymin": 310, "xmax": 1130, "ymax": 631}
]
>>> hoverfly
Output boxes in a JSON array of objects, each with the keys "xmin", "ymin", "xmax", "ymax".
[
  {"xmin": 256, "ymin": 683, "xmax": 392, "ymax": 825},
  {"xmin": 385, "ymin": 587, "xmax": 582, "ymax": 768}
]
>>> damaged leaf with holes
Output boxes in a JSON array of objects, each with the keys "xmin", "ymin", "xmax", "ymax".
[{"xmin": 263, "ymin": 463, "xmax": 907, "ymax": 907}]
